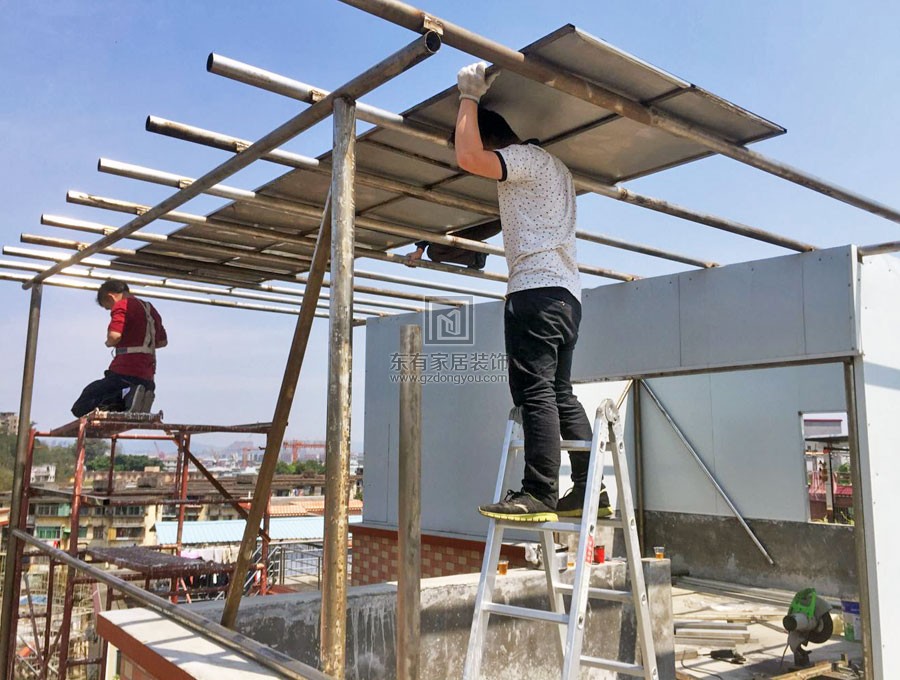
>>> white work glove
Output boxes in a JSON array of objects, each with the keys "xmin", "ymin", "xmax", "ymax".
[{"xmin": 457, "ymin": 61, "xmax": 498, "ymax": 103}]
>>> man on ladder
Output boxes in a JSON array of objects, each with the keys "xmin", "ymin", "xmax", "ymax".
[{"xmin": 454, "ymin": 62, "xmax": 609, "ymax": 522}]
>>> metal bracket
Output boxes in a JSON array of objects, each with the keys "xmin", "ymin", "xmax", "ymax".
[
  {"xmin": 309, "ymin": 88, "xmax": 328, "ymax": 103},
  {"xmin": 422, "ymin": 14, "xmax": 443, "ymax": 35}
]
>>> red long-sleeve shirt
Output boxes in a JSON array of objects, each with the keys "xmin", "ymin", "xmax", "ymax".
[{"xmin": 107, "ymin": 296, "xmax": 167, "ymax": 381}]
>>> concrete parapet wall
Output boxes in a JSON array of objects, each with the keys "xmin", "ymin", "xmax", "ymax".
[
  {"xmin": 644, "ymin": 510, "xmax": 856, "ymax": 596},
  {"xmin": 190, "ymin": 560, "xmax": 674, "ymax": 680}
]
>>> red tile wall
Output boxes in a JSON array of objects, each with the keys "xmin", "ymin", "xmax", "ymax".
[
  {"xmin": 120, "ymin": 655, "xmax": 157, "ymax": 680},
  {"xmin": 350, "ymin": 526, "xmax": 526, "ymax": 586}
]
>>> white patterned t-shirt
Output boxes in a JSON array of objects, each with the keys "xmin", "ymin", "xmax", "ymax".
[{"xmin": 494, "ymin": 143, "xmax": 581, "ymax": 302}]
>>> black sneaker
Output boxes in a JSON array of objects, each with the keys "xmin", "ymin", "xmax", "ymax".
[
  {"xmin": 556, "ymin": 485, "xmax": 613, "ymax": 518},
  {"xmin": 478, "ymin": 490, "xmax": 558, "ymax": 522}
]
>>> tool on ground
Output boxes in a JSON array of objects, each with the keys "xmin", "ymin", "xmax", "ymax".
[
  {"xmin": 783, "ymin": 588, "xmax": 834, "ymax": 667},
  {"xmin": 464, "ymin": 399, "xmax": 658, "ymax": 679}
]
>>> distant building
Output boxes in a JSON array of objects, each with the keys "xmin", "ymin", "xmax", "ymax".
[
  {"xmin": 30, "ymin": 464, "xmax": 57, "ymax": 484},
  {"xmin": 0, "ymin": 411, "xmax": 18, "ymax": 435}
]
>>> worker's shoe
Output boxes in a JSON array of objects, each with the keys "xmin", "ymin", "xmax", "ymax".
[
  {"xmin": 467, "ymin": 252, "xmax": 488, "ymax": 270},
  {"xmin": 555, "ymin": 485, "xmax": 613, "ymax": 518},
  {"xmin": 478, "ymin": 490, "xmax": 558, "ymax": 522},
  {"xmin": 124, "ymin": 385, "xmax": 155, "ymax": 413}
]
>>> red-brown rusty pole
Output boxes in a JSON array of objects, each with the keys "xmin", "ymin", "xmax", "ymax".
[{"xmin": 56, "ymin": 417, "xmax": 88, "ymax": 680}]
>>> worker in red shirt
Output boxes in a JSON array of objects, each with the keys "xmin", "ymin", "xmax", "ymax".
[{"xmin": 71, "ymin": 280, "xmax": 168, "ymax": 417}]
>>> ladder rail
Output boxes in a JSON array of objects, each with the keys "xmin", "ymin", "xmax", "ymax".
[{"xmin": 463, "ymin": 408, "xmax": 520, "ymax": 680}]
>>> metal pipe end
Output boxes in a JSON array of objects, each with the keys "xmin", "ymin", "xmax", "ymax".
[
  {"xmin": 145, "ymin": 115, "xmax": 157, "ymax": 132},
  {"xmin": 206, "ymin": 53, "xmax": 217, "ymax": 73},
  {"xmin": 423, "ymin": 30, "xmax": 442, "ymax": 54}
]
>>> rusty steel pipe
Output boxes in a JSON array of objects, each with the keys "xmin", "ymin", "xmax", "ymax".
[{"xmin": 340, "ymin": 0, "xmax": 900, "ymax": 226}]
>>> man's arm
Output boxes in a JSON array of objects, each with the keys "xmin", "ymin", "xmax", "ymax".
[
  {"xmin": 105, "ymin": 330, "xmax": 121, "ymax": 347},
  {"xmin": 455, "ymin": 99, "xmax": 502, "ymax": 180}
]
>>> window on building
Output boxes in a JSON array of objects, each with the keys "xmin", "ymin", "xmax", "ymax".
[
  {"xmin": 801, "ymin": 412, "xmax": 853, "ymax": 525},
  {"xmin": 35, "ymin": 504, "xmax": 67, "ymax": 517},
  {"xmin": 36, "ymin": 527, "xmax": 61, "ymax": 540},
  {"xmin": 115, "ymin": 527, "xmax": 143, "ymax": 539},
  {"xmin": 113, "ymin": 505, "xmax": 144, "ymax": 516},
  {"xmin": 78, "ymin": 526, "xmax": 89, "ymax": 539}
]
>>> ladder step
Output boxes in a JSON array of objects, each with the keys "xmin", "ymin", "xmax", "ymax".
[
  {"xmin": 495, "ymin": 518, "xmax": 622, "ymax": 533},
  {"xmin": 580, "ymin": 655, "xmax": 646, "ymax": 676},
  {"xmin": 483, "ymin": 602, "xmax": 569, "ymax": 625},
  {"xmin": 510, "ymin": 439, "xmax": 592, "ymax": 452},
  {"xmin": 554, "ymin": 583, "xmax": 633, "ymax": 603}
]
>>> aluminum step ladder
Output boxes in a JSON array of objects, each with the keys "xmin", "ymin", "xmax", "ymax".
[{"xmin": 464, "ymin": 399, "xmax": 658, "ymax": 680}]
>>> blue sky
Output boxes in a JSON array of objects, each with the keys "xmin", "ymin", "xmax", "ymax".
[{"xmin": 1, "ymin": 1, "xmax": 899, "ymax": 450}]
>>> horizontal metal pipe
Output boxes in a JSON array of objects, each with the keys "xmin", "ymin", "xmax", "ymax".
[
  {"xmin": 576, "ymin": 229, "xmax": 717, "ymax": 268},
  {"xmin": 35, "ymin": 222, "xmax": 424, "ymax": 312},
  {"xmin": 0, "ymin": 270, "xmax": 367, "ymax": 322},
  {"xmin": 146, "ymin": 115, "xmax": 495, "ymax": 216},
  {"xmin": 11, "ymin": 529, "xmax": 331, "ymax": 680},
  {"xmin": 6, "ymin": 243, "xmax": 464, "ymax": 308},
  {"xmin": 208, "ymin": 52, "xmax": 451, "ymax": 148},
  {"xmin": 66, "ymin": 190, "xmax": 508, "ymax": 289},
  {"xmin": 23, "ymin": 30, "xmax": 442, "ymax": 289},
  {"xmin": 347, "ymin": 269, "xmax": 504, "ymax": 300},
  {"xmin": 0, "ymin": 258, "xmax": 388, "ymax": 317},
  {"xmin": 857, "ymin": 241, "xmax": 900, "ymax": 258},
  {"xmin": 99, "ymin": 159, "xmax": 636, "ymax": 280},
  {"xmin": 342, "ymin": 0, "xmax": 900, "ymax": 226}
]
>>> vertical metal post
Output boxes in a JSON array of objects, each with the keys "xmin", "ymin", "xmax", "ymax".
[
  {"xmin": 261, "ymin": 502, "xmax": 271, "ymax": 595},
  {"xmin": 57, "ymin": 417, "xmax": 88, "ymax": 680},
  {"xmin": 41, "ymin": 560, "xmax": 55, "ymax": 680},
  {"xmin": 632, "ymin": 379, "xmax": 645, "ymax": 555},
  {"xmin": 0, "ymin": 284, "xmax": 43, "ymax": 679},
  {"xmin": 397, "ymin": 325, "xmax": 422, "ymax": 680},
  {"xmin": 219, "ymin": 193, "xmax": 335, "ymax": 628},
  {"xmin": 843, "ymin": 360, "xmax": 874, "ymax": 674},
  {"xmin": 106, "ymin": 436, "xmax": 118, "ymax": 494},
  {"xmin": 321, "ymin": 96, "xmax": 356, "ymax": 680},
  {"xmin": 175, "ymin": 433, "xmax": 189, "ymax": 555}
]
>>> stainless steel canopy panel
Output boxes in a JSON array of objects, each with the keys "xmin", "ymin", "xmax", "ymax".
[{"xmin": 117, "ymin": 24, "xmax": 783, "ymax": 281}]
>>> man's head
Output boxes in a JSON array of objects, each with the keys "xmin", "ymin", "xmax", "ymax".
[
  {"xmin": 450, "ymin": 107, "xmax": 521, "ymax": 151},
  {"xmin": 97, "ymin": 280, "xmax": 130, "ymax": 310}
]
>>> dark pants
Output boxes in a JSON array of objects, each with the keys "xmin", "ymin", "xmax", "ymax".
[
  {"xmin": 505, "ymin": 287, "xmax": 592, "ymax": 507},
  {"xmin": 71, "ymin": 370, "xmax": 154, "ymax": 418}
]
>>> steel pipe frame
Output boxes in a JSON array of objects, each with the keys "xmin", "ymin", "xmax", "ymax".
[
  {"xmin": 342, "ymin": 0, "xmax": 900, "ymax": 227},
  {"xmin": 98, "ymin": 158, "xmax": 636, "ymax": 282},
  {"xmin": 200, "ymin": 61, "xmax": 723, "ymax": 268},
  {"xmin": 0, "ymin": 270, "xmax": 367, "ymax": 324},
  {"xmin": 23, "ymin": 30, "xmax": 442, "ymax": 290},
  {"xmin": 148, "ymin": 114, "xmax": 718, "ymax": 271},
  {"xmin": 639, "ymin": 380, "xmax": 775, "ymax": 566},
  {"xmin": 0, "ymin": 285, "xmax": 42, "ymax": 679},
  {"xmin": 11, "ymin": 238, "xmax": 388, "ymax": 318},
  {"xmin": 7, "ymin": 239, "xmax": 467, "ymax": 308},
  {"xmin": 220, "ymin": 195, "xmax": 337, "ymax": 629},
  {"xmin": 210, "ymin": 49, "xmax": 811, "ymax": 254},
  {"xmin": 65, "ymin": 189, "xmax": 507, "ymax": 292},
  {"xmin": 321, "ymin": 97, "xmax": 356, "ymax": 679},
  {"xmin": 12, "ymin": 530, "xmax": 331, "ymax": 680},
  {"xmin": 397, "ymin": 325, "xmax": 422, "ymax": 680}
]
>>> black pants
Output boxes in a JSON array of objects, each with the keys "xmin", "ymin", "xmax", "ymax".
[
  {"xmin": 505, "ymin": 287, "xmax": 592, "ymax": 507},
  {"xmin": 71, "ymin": 370, "xmax": 154, "ymax": 418}
]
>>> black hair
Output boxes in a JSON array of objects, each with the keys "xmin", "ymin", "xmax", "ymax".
[
  {"xmin": 97, "ymin": 279, "xmax": 130, "ymax": 306},
  {"xmin": 449, "ymin": 107, "xmax": 521, "ymax": 150},
  {"xmin": 477, "ymin": 108, "xmax": 520, "ymax": 150}
]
